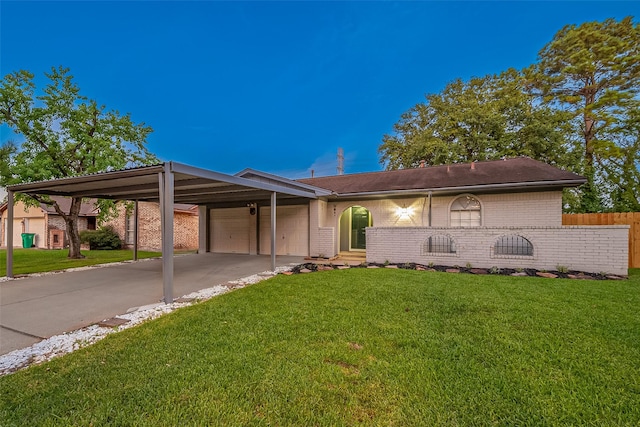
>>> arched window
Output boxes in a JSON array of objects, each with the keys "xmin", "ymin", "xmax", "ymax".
[
  {"xmin": 495, "ymin": 235, "xmax": 533, "ymax": 256},
  {"xmin": 450, "ymin": 195, "xmax": 481, "ymax": 227},
  {"xmin": 423, "ymin": 234, "xmax": 456, "ymax": 254}
]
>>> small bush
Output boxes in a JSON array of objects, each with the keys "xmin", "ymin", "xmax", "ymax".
[
  {"xmin": 80, "ymin": 225, "xmax": 122, "ymax": 250},
  {"xmin": 489, "ymin": 266, "xmax": 502, "ymax": 274}
]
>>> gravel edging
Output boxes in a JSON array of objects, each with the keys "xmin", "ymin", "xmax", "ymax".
[{"xmin": 0, "ymin": 265, "xmax": 292, "ymax": 377}]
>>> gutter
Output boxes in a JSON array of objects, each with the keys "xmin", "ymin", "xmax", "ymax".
[{"xmin": 329, "ymin": 179, "xmax": 587, "ymax": 199}]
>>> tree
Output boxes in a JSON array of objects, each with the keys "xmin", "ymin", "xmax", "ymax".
[
  {"xmin": 378, "ymin": 69, "xmax": 576, "ymax": 170},
  {"xmin": 600, "ymin": 104, "xmax": 640, "ymax": 211},
  {"xmin": 380, "ymin": 17, "xmax": 640, "ymax": 213},
  {"xmin": 0, "ymin": 67, "xmax": 156, "ymax": 258},
  {"xmin": 526, "ymin": 16, "xmax": 640, "ymax": 212}
]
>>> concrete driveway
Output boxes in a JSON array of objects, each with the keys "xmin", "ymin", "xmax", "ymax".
[{"xmin": 0, "ymin": 253, "xmax": 303, "ymax": 355}]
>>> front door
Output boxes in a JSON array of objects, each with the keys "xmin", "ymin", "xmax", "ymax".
[{"xmin": 350, "ymin": 206, "xmax": 370, "ymax": 250}]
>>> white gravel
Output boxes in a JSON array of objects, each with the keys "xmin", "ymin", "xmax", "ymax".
[{"xmin": 0, "ymin": 265, "xmax": 294, "ymax": 376}]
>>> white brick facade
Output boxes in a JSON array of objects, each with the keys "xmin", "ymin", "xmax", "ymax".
[
  {"xmin": 308, "ymin": 191, "xmax": 563, "ymax": 257},
  {"xmin": 365, "ymin": 226, "xmax": 629, "ymax": 276}
]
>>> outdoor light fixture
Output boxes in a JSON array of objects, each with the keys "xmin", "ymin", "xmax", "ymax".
[{"xmin": 396, "ymin": 206, "xmax": 413, "ymax": 219}]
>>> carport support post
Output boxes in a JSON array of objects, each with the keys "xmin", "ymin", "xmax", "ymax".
[
  {"xmin": 271, "ymin": 191, "xmax": 276, "ymax": 272},
  {"xmin": 159, "ymin": 163, "xmax": 175, "ymax": 304},
  {"xmin": 133, "ymin": 200, "xmax": 139, "ymax": 261},
  {"xmin": 6, "ymin": 190, "xmax": 14, "ymax": 278}
]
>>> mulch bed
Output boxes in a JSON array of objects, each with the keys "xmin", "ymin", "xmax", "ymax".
[{"xmin": 288, "ymin": 262, "xmax": 626, "ymax": 280}]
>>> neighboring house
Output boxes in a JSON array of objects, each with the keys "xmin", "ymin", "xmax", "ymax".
[
  {"xmin": 205, "ymin": 157, "xmax": 627, "ymax": 276},
  {"xmin": 0, "ymin": 198, "xmax": 199, "ymax": 251},
  {"xmin": 105, "ymin": 202, "xmax": 198, "ymax": 251},
  {"xmin": 0, "ymin": 196, "xmax": 97, "ymax": 249}
]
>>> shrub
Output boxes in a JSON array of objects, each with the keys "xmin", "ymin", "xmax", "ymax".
[
  {"xmin": 489, "ymin": 266, "xmax": 502, "ymax": 274},
  {"xmin": 80, "ymin": 225, "xmax": 122, "ymax": 250}
]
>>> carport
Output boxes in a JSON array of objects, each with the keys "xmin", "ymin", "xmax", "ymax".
[{"xmin": 6, "ymin": 162, "xmax": 327, "ymax": 303}]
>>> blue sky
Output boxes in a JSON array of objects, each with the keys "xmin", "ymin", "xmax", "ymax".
[{"xmin": 1, "ymin": 1, "xmax": 637, "ymax": 178}]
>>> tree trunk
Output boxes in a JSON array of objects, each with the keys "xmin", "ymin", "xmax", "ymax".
[{"xmin": 65, "ymin": 197, "xmax": 85, "ymax": 259}]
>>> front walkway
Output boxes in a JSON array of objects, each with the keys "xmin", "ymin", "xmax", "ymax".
[{"xmin": 0, "ymin": 253, "xmax": 303, "ymax": 355}]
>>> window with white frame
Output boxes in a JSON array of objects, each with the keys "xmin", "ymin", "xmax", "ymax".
[
  {"xmin": 450, "ymin": 195, "xmax": 481, "ymax": 227},
  {"xmin": 494, "ymin": 235, "xmax": 533, "ymax": 256},
  {"xmin": 423, "ymin": 234, "xmax": 456, "ymax": 254},
  {"xmin": 125, "ymin": 213, "xmax": 135, "ymax": 244}
]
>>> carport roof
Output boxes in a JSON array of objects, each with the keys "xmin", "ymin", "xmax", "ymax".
[{"xmin": 7, "ymin": 162, "xmax": 330, "ymax": 204}]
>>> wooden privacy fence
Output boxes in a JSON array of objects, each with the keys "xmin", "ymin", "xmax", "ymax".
[{"xmin": 562, "ymin": 212, "xmax": 640, "ymax": 269}]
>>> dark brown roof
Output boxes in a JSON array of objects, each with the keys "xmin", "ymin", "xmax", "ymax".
[
  {"xmin": 297, "ymin": 157, "xmax": 585, "ymax": 195},
  {"xmin": 39, "ymin": 196, "xmax": 98, "ymax": 216}
]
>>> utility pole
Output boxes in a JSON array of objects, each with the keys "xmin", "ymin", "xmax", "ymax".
[{"xmin": 337, "ymin": 147, "xmax": 344, "ymax": 175}]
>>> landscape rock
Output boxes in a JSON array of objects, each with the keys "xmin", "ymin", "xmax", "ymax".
[
  {"xmin": 536, "ymin": 272, "xmax": 558, "ymax": 279},
  {"xmin": 568, "ymin": 273, "xmax": 594, "ymax": 280},
  {"xmin": 446, "ymin": 269, "xmax": 460, "ymax": 273},
  {"xmin": 470, "ymin": 268, "xmax": 488, "ymax": 275}
]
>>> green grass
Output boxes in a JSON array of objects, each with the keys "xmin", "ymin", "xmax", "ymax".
[
  {"xmin": 1, "ymin": 269, "xmax": 639, "ymax": 426},
  {"xmin": 0, "ymin": 248, "xmax": 162, "ymax": 276}
]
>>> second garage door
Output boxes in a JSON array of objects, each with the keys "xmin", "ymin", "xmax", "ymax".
[
  {"xmin": 259, "ymin": 205, "xmax": 309, "ymax": 256},
  {"xmin": 210, "ymin": 207, "xmax": 251, "ymax": 254}
]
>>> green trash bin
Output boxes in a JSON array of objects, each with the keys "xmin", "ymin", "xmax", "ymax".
[{"xmin": 21, "ymin": 233, "xmax": 35, "ymax": 248}]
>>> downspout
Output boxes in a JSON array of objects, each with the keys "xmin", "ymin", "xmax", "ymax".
[{"xmin": 428, "ymin": 191, "xmax": 432, "ymax": 227}]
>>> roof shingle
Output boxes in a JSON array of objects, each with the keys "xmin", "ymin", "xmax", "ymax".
[{"xmin": 297, "ymin": 158, "xmax": 585, "ymax": 195}]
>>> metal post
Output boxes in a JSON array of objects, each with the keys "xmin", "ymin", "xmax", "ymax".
[
  {"xmin": 198, "ymin": 205, "xmax": 208, "ymax": 254},
  {"xmin": 133, "ymin": 200, "xmax": 139, "ymax": 261},
  {"xmin": 6, "ymin": 191, "xmax": 14, "ymax": 278},
  {"xmin": 159, "ymin": 164, "xmax": 175, "ymax": 304},
  {"xmin": 271, "ymin": 191, "xmax": 276, "ymax": 272}
]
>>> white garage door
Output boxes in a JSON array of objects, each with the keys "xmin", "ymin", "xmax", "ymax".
[
  {"xmin": 259, "ymin": 205, "xmax": 309, "ymax": 256},
  {"xmin": 210, "ymin": 208, "xmax": 250, "ymax": 254}
]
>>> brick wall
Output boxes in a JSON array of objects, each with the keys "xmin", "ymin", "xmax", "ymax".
[
  {"xmin": 320, "ymin": 191, "xmax": 562, "ymax": 228},
  {"xmin": 366, "ymin": 226, "xmax": 629, "ymax": 276},
  {"xmin": 316, "ymin": 227, "xmax": 334, "ymax": 258},
  {"xmin": 46, "ymin": 215, "xmax": 91, "ymax": 249},
  {"xmin": 310, "ymin": 191, "xmax": 563, "ymax": 257},
  {"xmin": 106, "ymin": 202, "xmax": 198, "ymax": 251}
]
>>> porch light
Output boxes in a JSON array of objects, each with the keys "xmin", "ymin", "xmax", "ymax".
[{"xmin": 396, "ymin": 206, "xmax": 413, "ymax": 219}]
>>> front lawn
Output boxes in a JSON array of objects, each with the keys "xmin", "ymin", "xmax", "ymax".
[
  {"xmin": 0, "ymin": 248, "xmax": 162, "ymax": 276},
  {"xmin": 1, "ymin": 269, "xmax": 638, "ymax": 425}
]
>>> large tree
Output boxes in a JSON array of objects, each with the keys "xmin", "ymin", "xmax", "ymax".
[
  {"xmin": 526, "ymin": 16, "xmax": 640, "ymax": 212},
  {"xmin": 378, "ymin": 69, "xmax": 576, "ymax": 170},
  {"xmin": 600, "ymin": 104, "xmax": 640, "ymax": 211},
  {"xmin": 0, "ymin": 67, "xmax": 156, "ymax": 258},
  {"xmin": 380, "ymin": 17, "xmax": 640, "ymax": 213}
]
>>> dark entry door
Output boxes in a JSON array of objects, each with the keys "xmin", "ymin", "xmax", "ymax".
[{"xmin": 351, "ymin": 207, "xmax": 370, "ymax": 250}]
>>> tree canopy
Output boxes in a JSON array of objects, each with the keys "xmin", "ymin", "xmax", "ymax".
[
  {"xmin": 0, "ymin": 66, "xmax": 157, "ymax": 257},
  {"xmin": 379, "ymin": 16, "xmax": 640, "ymax": 213},
  {"xmin": 379, "ymin": 69, "xmax": 578, "ymax": 169}
]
